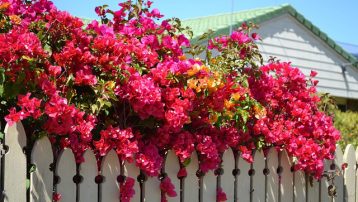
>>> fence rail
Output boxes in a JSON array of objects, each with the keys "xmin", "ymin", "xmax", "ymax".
[{"xmin": 0, "ymin": 122, "xmax": 355, "ymax": 202}]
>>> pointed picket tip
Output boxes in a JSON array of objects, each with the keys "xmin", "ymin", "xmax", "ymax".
[
  {"xmin": 79, "ymin": 149, "xmax": 97, "ymax": 202},
  {"xmin": 56, "ymin": 148, "xmax": 76, "ymax": 202},
  {"xmin": 101, "ymin": 150, "xmax": 120, "ymax": 202},
  {"xmin": 30, "ymin": 137, "xmax": 53, "ymax": 202},
  {"xmin": 4, "ymin": 121, "xmax": 27, "ymax": 202},
  {"xmin": 164, "ymin": 150, "xmax": 180, "ymax": 202}
]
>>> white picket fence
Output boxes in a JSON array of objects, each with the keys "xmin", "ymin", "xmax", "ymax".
[{"xmin": 0, "ymin": 122, "xmax": 356, "ymax": 202}]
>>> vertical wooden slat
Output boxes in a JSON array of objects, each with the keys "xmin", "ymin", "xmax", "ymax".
[
  {"xmin": 101, "ymin": 150, "xmax": 120, "ymax": 202},
  {"xmin": 320, "ymin": 159, "xmax": 331, "ymax": 202},
  {"xmin": 124, "ymin": 160, "xmax": 141, "ymax": 202},
  {"xmin": 57, "ymin": 148, "xmax": 76, "ymax": 202},
  {"xmin": 221, "ymin": 149, "xmax": 235, "ymax": 201},
  {"xmin": 30, "ymin": 137, "xmax": 53, "ymax": 202},
  {"xmin": 294, "ymin": 170, "xmax": 306, "ymax": 202},
  {"xmin": 356, "ymin": 148, "xmax": 358, "ymax": 202},
  {"xmin": 280, "ymin": 150, "xmax": 293, "ymax": 202},
  {"xmin": 146, "ymin": 174, "xmax": 161, "ymax": 201},
  {"xmin": 237, "ymin": 153, "xmax": 250, "ymax": 202},
  {"xmin": 334, "ymin": 144, "xmax": 344, "ymax": 202},
  {"xmin": 307, "ymin": 176, "xmax": 319, "ymax": 202},
  {"xmin": 4, "ymin": 122, "xmax": 27, "ymax": 202},
  {"xmin": 203, "ymin": 170, "xmax": 216, "ymax": 201},
  {"xmin": 344, "ymin": 144, "xmax": 356, "ymax": 202},
  {"xmin": 79, "ymin": 150, "xmax": 97, "ymax": 202},
  {"xmin": 252, "ymin": 150, "xmax": 265, "ymax": 202},
  {"xmin": 267, "ymin": 148, "xmax": 279, "ymax": 202},
  {"xmin": 185, "ymin": 151, "xmax": 199, "ymax": 202},
  {"xmin": 165, "ymin": 150, "xmax": 180, "ymax": 202}
]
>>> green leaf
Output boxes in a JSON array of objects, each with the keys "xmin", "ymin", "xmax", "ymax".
[
  {"xmin": 0, "ymin": 132, "xmax": 4, "ymax": 140},
  {"xmin": 183, "ymin": 158, "xmax": 191, "ymax": 167}
]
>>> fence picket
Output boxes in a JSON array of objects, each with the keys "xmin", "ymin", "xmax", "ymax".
[
  {"xmin": 252, "ymin": 150, "xmax": 265, "ymax": 202},
  {"xmin": 267, "ymin": 148, "xmax": 279, "ymax": 202},
  {"xmin": 294, "ymin": 170, "xmax": 306, "ymax": 201},
  {"xmin": 185, "ymin": 151, "xmax": 199, "ymax": 202},
  {"xmin": 101, "ymin": 150, "xmax": 120, "ymax": 202},
  {"xmin": 165, "ymin": 150, "xmax": 180, "ymax": 202},
  {"xmin": 203, "ymin": 170, "xmax": 216, "ymax": 202},
  {"xmin": 356, "ymin": 148, "xmax": 358, "ymax": 202},
  {"xmin": 30, "ymin": 137, "xmax": 53, "ymax": 202},
  {"xmin": 307, "ymin": 176, "xmax": 319, "ymax": 202},
  {"xmin": 221, "ymin": 149, "xmax": 235, "ymax": 201},
  {"xmin": 57, "ymin": 148, "xmax": 76, "ymax": 202},
  {"xmin": 146, "ymin": 173, "xmax": 161, "ymax": 201},
  {"xmin": 334, "ymin": 144, "xmax": 344, "ymax": 202},
  {"xmin": 4, "ymin": 122, "xmax": 27, "ymax": 202},
  {"xmin": 344, "ymin": 144, "xmax": 356, "ymax": 202},
  {"xmin": 237, "ymin": 153, "xmax": 250, "ymax": 202},
  {"xmin": 320, "ymin": 160, "xmax": 331, "ymax": 202},
  {"xmin": 124, "ymin": 160, "xmax": 141, "ymax": 202},
  {"xmin": 79, "ymin": 149, "xmax": 97, "ymax": 202},
  {"xmin": 280, "ymin": 150, "xmax": 294, "ymax": 202}
]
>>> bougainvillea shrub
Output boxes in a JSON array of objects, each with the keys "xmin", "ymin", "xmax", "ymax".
[{"xmin": 0, "ymin": 0, "xmax": 339, "ymax": 201}]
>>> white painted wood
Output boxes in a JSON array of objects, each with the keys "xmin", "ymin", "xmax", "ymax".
[
  {"xmin": 257, "ymin": 14, "xmax": 358, "ymax": 99},
  {"xmin": 267, "ymin": 148, "xmax": 279, "ymax": 202},
  {"xmin": 237, "ymin": 153, "xmax": 251, "ymax": 202},
  {"xmin": 344, "ymin": 144, "xmax": 356, "ymax": 202},
  {"xmin": 307, "ymin": 176, "xmax": 319, "ymax": 202},
  {"xmin": 124, "ymin": 160, "xmax": 140, "ymax": 202},
  {"xmin": 146, "ymin": 174, "xmax": 161, "ymax": 201},
  {"xmin": 356, "ymin": 149, "xmax": 358, "ymax": 202},
  {"xmin": 165, "ymin": 151, "xmax": 180, "ymax": 202},
  {"xmin": 221, "ymin": 150, "xmax": 235, "ymax": 201},
  {"xmin": 30, "ymin": 137, "xmax": 53, "ymax": 202},
  {"xmin": 185, "ymin": 151, "xmax": 199, "ymax": 202},
  {"xmin": 280, "ymin": 150, "xmax": 293, "ymax": 202},
  {"xmin": 334, "ymin": 144, "xmax": 344, "ymax": 202},
  {"xmin": 57, "ymin": 148, "xmax": 76, "ymax": 202},
  {"xmin": 101, "ymin": 150, "xmax": 120, "ymax": 201},
  {"xmin": 320, "ymin": 160, "xmax": 331, "ymax": 202},
  {"xmin": 4, "ymin": 122, "xmax": 27, "ymax": 202},
  {"xmin": 124, "ymin": 162, "xmax": 140, "ymax": 201},
  {"xmin": 252, "ymin": 150, "xmax": 265, "ymax": 202},
  {"xmin": 294, "ymin": 170, "xmax": 306, "ymax": 201},
  {"xmin": 203, "ymin": 170, "xmax": 216, "ymax": 202},
  {"xmin": 79, "ymin": 149, "xmax": 97, "ymax": 202}
]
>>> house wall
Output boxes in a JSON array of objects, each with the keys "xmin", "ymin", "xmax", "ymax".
[{"xmin": 256, "ymin": 14, "xmax": 358, "ymax": 103}]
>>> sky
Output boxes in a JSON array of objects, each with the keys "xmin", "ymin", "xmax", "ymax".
[{"xmin": 51, "ymin": 0, "xmax": 358, "ymax": 45}]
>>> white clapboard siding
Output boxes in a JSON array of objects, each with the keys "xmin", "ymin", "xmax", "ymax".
[
  {"xmin": 185, "ymin": 151, "xmax": 199, "ymax": 202},
  {"xmin": 252, "ymin": 150, "xmax": 265, "ymax": 202},
  {"xmin": 280, "ymin": 150, "xmax": 294, "ymax": 202},
  {"xmin": 334, "ymin": 144, "xmax": 344, "ymax": 202},
  {"xmin": 257, "ymin": 14, "xmax": 358, "ymax": 99},
  {"xmin": 294, "ymin": 170, "xmax": 306, "ymax": 201},
  {"xmin": 57, "ymin": 148, "xmax": 76, "ymax": 202},
  {"xmin": 236, "ymin": 152, "xmax": 251, "ymax": 202},
  {"xmin": 4, "ymin": 122, "xmax": 27, "ymax": 202},
  {"xmin": 267, "ymin": 148, "xmax": 279, "ymax": 202},
  {"xmin": 101, "ymin": 150, "xmax": 120, "ymax": 202},
  {"xmin": 221, "ymin": 150, "xmax": 235, "ymax": 201},
  {"xmin": 79, "ymin": 149, "xmax": 97, "ymax": 202},
  {"xmin": 202, "ymin": 170, "xmax": 216, "ymax": 202},
  {"xmin": 124, "ymin": 160, "xmax": 141, "ymax": 202},
  {"xmin": 344, "ymin": 144, "xmax": 356, "ymax": 202},
  {"xmin": 30, "ymin": 137, "xmax": 53, "ymax": 202},
  {"xmin": 165, "ymin": 151, "xmax": 180, "ymax": 202}
]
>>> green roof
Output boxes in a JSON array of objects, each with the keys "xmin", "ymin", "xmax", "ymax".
[{"xmin": 181, "ymin": 4, "xmax": 358, "ymax": 68}]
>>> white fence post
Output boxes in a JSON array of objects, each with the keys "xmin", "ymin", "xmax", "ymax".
[
  {"xmin": 101, "ymin": 150, "xmax": 120, "ymax": 201},
  {"xmin": 344, "ymin": 144, "xmax": 356, "ymax": 202},
  {"xmin": 165, "ymin": 150, "xmax": 180, "ymax": 202},
  {"xmin": 281, "ymin": 150, "xmax": 294, "ymax": 202},
  {"xmin": 221, "ymin": 149, "xmax": 235, "ymax": 201},
  {"xmin": 252, "ymin": 150, "xmax": 265, "ymax": 202},
  {"xmin": 334, "ymin": 144, "xmax": 344, "ymax": 202},
  {"xmin": 267, "ymin": 148, "xmax": 279, "ymax": 202},
  {"xmin": 79, "ymin": 149, "xmax": 97, "ymax": 202},
  {"xmin": 4, "ymin": 122, "xmax": 27, "ymax": 202},
  {"xmin": 56, "ymin": 148, "xmax": 76, "ymax": 201}
]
